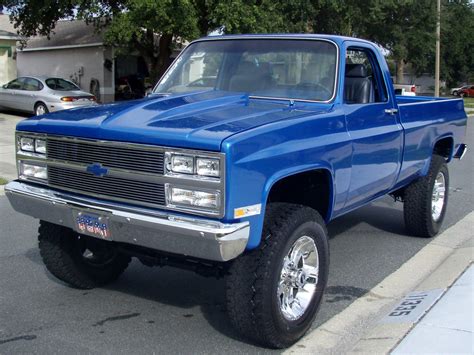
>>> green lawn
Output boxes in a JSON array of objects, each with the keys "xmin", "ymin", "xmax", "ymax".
[
  {"xmin": 464, "ymin": 97, "xmax": 474, "ymax": 108},
  {"xmin": 0, "ymin": 177, "xmax": 8, "ymax": 185}
]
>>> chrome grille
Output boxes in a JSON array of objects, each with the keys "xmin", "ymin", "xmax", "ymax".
[
  {"xmin": 47, "ymin": 139, "xmax": 164, "ymax": 174},
  {"xmin": 48, "ymin": 166, "xmax": 166, "ymax": 206}
]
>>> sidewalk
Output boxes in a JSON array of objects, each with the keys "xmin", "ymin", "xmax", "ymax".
[
  {"xmin": 392, "ymin": 265, "xmax": 473, "ymax": 354},
  {"xmin": 0, "ymin": 112, "xmax": 23, "ymax": 182}
]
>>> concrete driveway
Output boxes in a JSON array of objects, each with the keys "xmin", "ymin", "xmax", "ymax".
[{"xmin": 0, "ymin": 112, "xmax": 25, "ymax": 181}]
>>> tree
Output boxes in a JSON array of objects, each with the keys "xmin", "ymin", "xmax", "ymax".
[
  {"xmin": 1, "ymin": 0, "xmax": 316, "ymax": 81},
  {"xmin": 359, "ymin": 0, "xmax": 437, "ymax": 83},
  {"xmin": 439, "ymin": 0, "xmax": 474, "ymax": 87}
]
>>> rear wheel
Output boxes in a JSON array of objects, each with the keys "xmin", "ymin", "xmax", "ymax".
[
  {"xmin": 38, "ymin": 221, "xmax": 131, "ymax": 289},
  {"xmin": 35, "ymin": 102, "xmax": 49, "ymax": 116},
  {"xmin": 226, "ymin": 203, "xmax": 329, "ymax": 348},
  {"xmin": 403, "ymin": 155, "xmax": 449, "ymax": 237}
]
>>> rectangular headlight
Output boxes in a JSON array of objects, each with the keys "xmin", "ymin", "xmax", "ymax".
[
  {"xmin": 18, "ymin": 136, "xmax": 47, "ymax": 155},
  {"xmin": 167, "ymin": 186, "xmax": 220, "ymax": 210},
  {"xmin": 20, "ymin": 137, "xmax": 35, "ymax": 152},
  {"xmin": 35, "ymin": 139, "xmax": 46, "ymax": 154},
  {"xmin": 19, "ymin": 162, "xmax": 47, "ymax": 180},
  {"xmin": 170, "ymin": 155, "xmax": 194, "ymax": 174},
  {"xmin": 196, "ymin": 157, "xmax": 220, "ymax": 177}
]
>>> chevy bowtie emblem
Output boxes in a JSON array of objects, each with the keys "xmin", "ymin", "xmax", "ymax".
[{"xmin": 86, "ymin": 163, "xmax": 108, "ymax": 177}]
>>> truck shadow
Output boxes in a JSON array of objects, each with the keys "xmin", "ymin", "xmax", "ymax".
[
  {"xmin": 104, "ymin": 263, "xmax": 264, "ymax": 348},
  {"xmin": 327, "ymin": 199, "xmax": 409, "ymax": 239}
]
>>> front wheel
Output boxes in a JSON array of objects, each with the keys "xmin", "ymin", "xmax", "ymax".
[
  {"xmin": 226, "ymin": 203, "xmax": 329, "ymax": 348},
  {"xmin": 403, "ymin": 155, "xmax": 449, "ymax": 237},
  {"xmin": 38, "ymin": 221, "xmax": 131, "ymax": 289}
]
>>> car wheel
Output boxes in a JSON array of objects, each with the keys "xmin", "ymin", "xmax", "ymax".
[
  {"xmin": 38, "ymin": 221, "xmax": 131, "ymax": 289},
  {"xmin": 403, "ymin": 155, "xmax": 449, "ymax": 238},
  {"xmin": 35, "ymin": 102, "xmax": 49, "ymax": 116},
  {"xmin": 226, "ymin": 203, "xmax": 329, "ymax": 348},
  {"xmin": 459, "ymin": 92, "xmax": 465, "ymax": 98},
  {"xmin": 452, "ymin": 91, "xmax": 458, "ymax": 96}
]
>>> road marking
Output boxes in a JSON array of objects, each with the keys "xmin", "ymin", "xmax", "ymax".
[{"xmin": 382, "ymin": 289, "xmax": 444, "ymax": 323}]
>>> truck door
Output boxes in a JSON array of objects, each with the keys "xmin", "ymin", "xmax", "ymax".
[{"xmin": 343, "ymin": 45, "xmax": 403, "ymax": 209}]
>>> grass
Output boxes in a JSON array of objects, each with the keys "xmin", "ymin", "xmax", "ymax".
[
  {"xmin": 464, "ymin": 97, "xmax": 474, "ymax": 108},
  {"xmin": 0, "ymin": 177, "xmax": 8, "ymax": 185}
]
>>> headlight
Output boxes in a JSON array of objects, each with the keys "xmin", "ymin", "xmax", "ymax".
[
  {"xmin": 196, "ymin": 158, "xmax": 220, "ymax": 177},
  {"xmin": 20, "ymin": 137, "xmax": 35, "ymax": 152},
  {"xmin": 34, "ymin": 139, "xmax": 46, "ymax": 154},
  {"xmin": 167, "ymin": 186, "xmax": 220, "ymax": 210},
  {"xmin": 19, "ymin": 162, "xmax": 47, "ymax": 180},
  {"xmin": 18, "ymin": 135, "xmax": 47, "ymax": 155},
  {"xmin": 166, "ymin": 152, "xmax": 222, "ymax": 179},
  {"xmin": 170, "ymin": 155, "xmax": 194, "ymax": 174}
]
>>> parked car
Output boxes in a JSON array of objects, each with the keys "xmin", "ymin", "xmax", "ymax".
[
  {"xmin": 6, "ymin": 34, "xmax": 467, "ymax": 349},
  {"xmin": 394, "ymin": 83, "xmax": 416, "ymax": 96},
  {"xmin": 0, "ymin": 76, "xmax": 96, "ymax": 115},
  {"xmin": 451, "ymin": 85, "xmax": 470, "ymax": 96},
  {"xmin": 458, "ymin": 85, "xmax": 474, "ymax": 98}
]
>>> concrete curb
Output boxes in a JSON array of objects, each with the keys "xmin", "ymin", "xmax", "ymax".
[{"xmin": 285, "ymin": 212, "xmax": 474, "ymax": 354}]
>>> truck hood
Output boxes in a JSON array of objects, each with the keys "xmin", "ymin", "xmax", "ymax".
[{"xmin": 17, "ymin": 90, "xmax": 328, "ymax": 151}]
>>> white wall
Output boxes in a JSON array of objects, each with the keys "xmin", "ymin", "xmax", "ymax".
[
  {"xmin": 0, "ymin": 39, "xmax": 18, "ymax": 85},
  {"xmin": 17, "ymin": 45, "xmax": 114, "ymax": 103}
]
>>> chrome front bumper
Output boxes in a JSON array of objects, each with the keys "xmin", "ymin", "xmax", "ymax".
[{"xmin": 5, "ymin": 181, "xmax": 249, "ymax": 262}]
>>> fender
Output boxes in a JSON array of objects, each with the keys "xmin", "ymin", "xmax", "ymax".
[
  {"xmin": 420, "ymin": 134, "xmax": 454, "ymax": 176},
  {"xmin": 242, "ymin": 163, "xmax": 335, "ymax": 251}
]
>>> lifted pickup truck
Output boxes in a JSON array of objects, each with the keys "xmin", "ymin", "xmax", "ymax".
[{"xmin": 6, "ymin": 34, "xmax": 467, "ymax": 348}]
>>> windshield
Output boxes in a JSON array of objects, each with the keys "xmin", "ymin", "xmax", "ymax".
[
  {"xmin": 45, "ymin": 78, "xmax": 80, "ymax": 91},
  {"xmin": 155, "ymin": 39, "xmax": 338, "ymax": 102}
]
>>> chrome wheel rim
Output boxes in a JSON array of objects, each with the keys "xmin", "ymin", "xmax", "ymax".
[
  {"xmin": 278, "ymin": 236, "xmax": 319, "ymax": 321},
  {"xmin": 432, "ymin": 172, "xmax": 446, "ymax": 222},
  {"xmin": 36, "ymin": 105, "xmax": 46, "ymax": 115}
]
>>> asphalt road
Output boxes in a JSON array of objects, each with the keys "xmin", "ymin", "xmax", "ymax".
[{"xmin": 0, "ymin": 121, "xmax": 472, "ymax": 354}]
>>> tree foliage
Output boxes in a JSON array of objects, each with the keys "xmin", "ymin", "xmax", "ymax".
[{"xmin": 1, "ymin": 0, "xmax": 473, "ymax": 86}]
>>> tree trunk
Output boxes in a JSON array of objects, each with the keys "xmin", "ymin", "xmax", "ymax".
[
  {"xmin": 153, "ymin": 34, "xmax": 173, "ymax": 82},
  {"xmin": 396, "ymin": 59, "xmax": 405, "ymax": 84}
]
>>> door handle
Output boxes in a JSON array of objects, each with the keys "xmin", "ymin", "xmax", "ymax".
[{"xmin": 385, "ymin": 108, "xmax": 398, "ymax": 115}]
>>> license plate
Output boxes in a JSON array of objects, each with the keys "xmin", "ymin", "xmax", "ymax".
[{"xmin": 73, "ymin": 210, "xmax": 111, "ymax": 239}]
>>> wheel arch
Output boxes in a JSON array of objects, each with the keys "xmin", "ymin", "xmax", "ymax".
[
  {"xmin": 432, "ymin": 135, "xmax": 455, "ymax": 162},
  {"xmin": 263, "ymin": 165, "xmax": 335, "ymax": 223}
]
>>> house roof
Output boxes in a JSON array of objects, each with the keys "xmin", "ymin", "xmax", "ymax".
[
  {"xmin": 20, "ymin": 19, "xmax": 104, "ymax": 51},
  {"xmin": 0, "ymin": 29, "xmax": 21, "ymax": 40}
]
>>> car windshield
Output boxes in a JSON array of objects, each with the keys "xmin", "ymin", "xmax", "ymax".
[
  {"xmin": 45, "ymin": 78, "xmax": 80, "ymax": 91},
  {"xmin": 154, "ymin": 39, "xmax": 338, "ymax": 102}
]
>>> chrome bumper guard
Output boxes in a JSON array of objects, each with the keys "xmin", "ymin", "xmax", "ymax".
[{"xmin": 5, "ymin": 181, "xmax": 249, "ymax": 262}]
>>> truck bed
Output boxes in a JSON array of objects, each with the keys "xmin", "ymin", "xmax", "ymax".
[{"xmin": 395, "ymin": 96, "xmax": 466, "ymax": 187}]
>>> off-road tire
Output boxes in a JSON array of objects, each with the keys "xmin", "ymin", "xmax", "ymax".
[
  {"xmin": 38, "ymin": 221, "xmax": 131, "ymax": 289},
  {"xmin": 226, "ymin": 203, "xmax": 329, "ymax": 348},
  {"xmin": 403, "ymin": 154, "xmax": 449, "ymax": 237}
]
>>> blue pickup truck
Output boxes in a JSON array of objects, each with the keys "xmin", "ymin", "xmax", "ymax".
[{"xmin": 6, "ymin": 34, "xmax": 467, "ymax": 348}]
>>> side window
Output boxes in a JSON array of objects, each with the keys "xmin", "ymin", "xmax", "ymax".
[
  {"xmin": 23, "ymin": 78, "xmax": 43, "ymax": 91},
  {"xmin": 344, "ymin": 48, "xmax": 388, "ymax": 104},
  {"xmin": 6, "ymin": 78, "xmax": 24, "ymax": 90}
]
